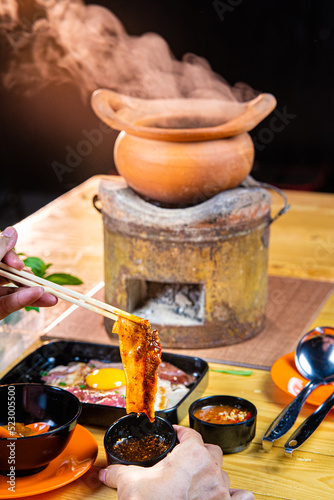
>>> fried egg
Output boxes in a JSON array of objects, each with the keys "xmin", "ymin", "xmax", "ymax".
[{"xmin": 86, "ymin": 368, "xmax": 126, "ymax": 390}]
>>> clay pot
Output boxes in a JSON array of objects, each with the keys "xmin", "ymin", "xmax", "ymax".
[{"xmin": 91, "ymin": 89, "xmax": 277, "ymax": 204}]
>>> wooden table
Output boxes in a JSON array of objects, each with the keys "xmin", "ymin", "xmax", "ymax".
[{"xmin": 1, "ymin": 176, "xmax": 334, "ymax": 499}]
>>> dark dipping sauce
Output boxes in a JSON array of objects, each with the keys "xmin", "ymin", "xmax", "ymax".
[{"xmin": 111, "ymin": 434, "xmax": 172, "ymax": 462}]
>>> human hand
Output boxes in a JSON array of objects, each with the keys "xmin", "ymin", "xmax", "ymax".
[
  {"xmin": 99, "ymin": 425, "xmax": 255, "ymax": 500},
  {"xmin": 0, "ymin": 227, "xmax": 57, "ymax": 320}
]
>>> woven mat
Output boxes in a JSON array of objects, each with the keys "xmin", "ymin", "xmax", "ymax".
[{"xmin": 42, "ymin": 276, "xmax": 334, "ymax": 369}]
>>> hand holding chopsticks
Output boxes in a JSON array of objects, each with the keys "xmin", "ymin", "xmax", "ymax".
[
  {"xmin": 0, "ymin": 261, "xmax": 143, "ymax": 324},
  {"xmin": 0, "ymin": 227, "xmax": 58, "ymax": 319}
]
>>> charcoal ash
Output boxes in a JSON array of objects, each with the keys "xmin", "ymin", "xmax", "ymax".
[{"xmin": 131, "ymin": 282, "xmax": 204, "ymax": 326}]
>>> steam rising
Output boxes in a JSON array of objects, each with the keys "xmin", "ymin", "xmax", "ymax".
[{"xmin": 0, "ymin": 0, "xmax": 257, "ymax": 102}]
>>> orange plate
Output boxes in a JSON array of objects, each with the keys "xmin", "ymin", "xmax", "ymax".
[
  {"xmin": 271, "ymin": 351, "xmax": 334, "ymax": 406},
  {"xmin": 0, "ymin": 425, "xmax": 98, "ymax": 498}
]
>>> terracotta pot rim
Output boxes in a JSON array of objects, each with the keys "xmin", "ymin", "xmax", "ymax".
[{"xmin": 91, "ymin": 88, "xmax": 277, "ymax": 142}]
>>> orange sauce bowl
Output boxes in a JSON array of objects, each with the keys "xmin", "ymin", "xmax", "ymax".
[{"xmin": 189, "ymin": 395, "xmax": 257, "ymax": 454}]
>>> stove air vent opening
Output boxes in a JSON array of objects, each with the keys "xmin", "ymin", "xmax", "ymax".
[{"xmin": 126, "ymin": 280, "xmax": 205, "ymax": 326}]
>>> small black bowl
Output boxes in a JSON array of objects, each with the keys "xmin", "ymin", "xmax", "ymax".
[
  {"xmin": 104, "ymin": 413, "xmax": 177, "ymax": 467},
  {"xmin": 189, "ymin": 395, "xmax": 257, "ymax": 454},
  {"xmin": 0, "ymin": 383, "xmax": 81, "ymax": 476}
]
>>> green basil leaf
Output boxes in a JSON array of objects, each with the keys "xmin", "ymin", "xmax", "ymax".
[
  {"xmin": 45, "ymin": 273, "xmax": 83, "ymax": 285},
  {"xmin": 23, "ymin": 257, "xmax": 50, "ymax": 278},
  {"xmin": 210, "ymin": 368, "xmax": 253, "ymax": 376},
  {"xmin": 24, "ymin": 306, "xmax": 40, "ymax": 312}
]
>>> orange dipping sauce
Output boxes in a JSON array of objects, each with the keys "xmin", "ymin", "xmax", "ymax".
[
  {"xmin": 0, "ymin": 422, "xmax": 50, "ymax": 438},
  {"xmin": 193, "ymin": 404, "xmax": 252, "ymax": 424}
]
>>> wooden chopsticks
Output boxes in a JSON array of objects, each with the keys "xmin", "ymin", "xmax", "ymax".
[{"xmin": 0, "ymin": 262, "xmax": 143, "ymax": 324}]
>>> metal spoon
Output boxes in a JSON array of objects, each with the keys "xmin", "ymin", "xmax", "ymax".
[
  {"xmin": 294, "ymin": 327, "xmax": 334, "ymax": 378},
  {"xmin": 262, "ymin": 326, "xmax": 334, "ymax": 451}
]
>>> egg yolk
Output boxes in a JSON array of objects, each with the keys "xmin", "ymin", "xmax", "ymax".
[{"xmin": 86, "ymin": 368, "xmax": 126, "ymax": 390}]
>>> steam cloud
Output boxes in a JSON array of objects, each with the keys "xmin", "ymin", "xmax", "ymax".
[{"xmin": 0, "ymin": 0, "xmax": 258, "ymax": 102}]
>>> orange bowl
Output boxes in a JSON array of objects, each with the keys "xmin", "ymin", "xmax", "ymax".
[{"xmin": 0, "ymin": 384, "xmax": 81, "ymax": 476}]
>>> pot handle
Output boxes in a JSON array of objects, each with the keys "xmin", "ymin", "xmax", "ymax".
[
  {"xmin": 91, "ymin": 89, "xmax": 136, "ymax": 136},
  {"xmin": 241, "ymin": 176, "xmax": 290, "ymax": 224},
  {"xmin": 92, "ymin": 194, "xmax": 102, "ymax": 213}
]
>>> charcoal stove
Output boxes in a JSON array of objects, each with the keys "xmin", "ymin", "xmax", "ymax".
[{"xmin": 95, "ymin": 176, "xmax": 288, "ymax": 348}]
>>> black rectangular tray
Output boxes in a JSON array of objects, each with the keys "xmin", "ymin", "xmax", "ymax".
[{"xmin": 0, "ymin": 341, "xmax": 208, "ymax": 427}]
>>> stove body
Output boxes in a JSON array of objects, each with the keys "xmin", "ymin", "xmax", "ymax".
[{"xmin": 98, "ymin": 177, "xmax": 272, "ymax": 348}]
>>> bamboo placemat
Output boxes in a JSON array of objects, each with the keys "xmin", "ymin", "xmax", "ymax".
[{"xmin": 42, "ymin": 276, "xmax": 334, "ymax": 369}]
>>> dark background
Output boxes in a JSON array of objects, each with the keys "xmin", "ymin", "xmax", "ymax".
[{"xmin": 1, "ymin": 0, "xmax": 333, "ymax": 227}]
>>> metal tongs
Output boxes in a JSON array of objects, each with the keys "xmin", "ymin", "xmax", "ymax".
[
  {"xmin": 284, "ymin": 391, "xmax": 334, "ymax": 456},
  {"xmin": 262, "ymin": 373, "xmax": 334, "ymax": 453},
  {"xmin": 262, "ymin": 327, "xmax": 334, "ymax": 455}
]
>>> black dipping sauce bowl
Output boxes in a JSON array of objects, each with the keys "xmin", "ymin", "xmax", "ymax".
[
  {"xmin": 104, "ymin": 413, "xmax": 177, "ymax": 467},
  {"xmin": 189, "ymin": 395, "xmax": 257, "ymax": 454},
  {"xmin": 0, "ymin": 383, "xmax": 81, "ymax": 476}
]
